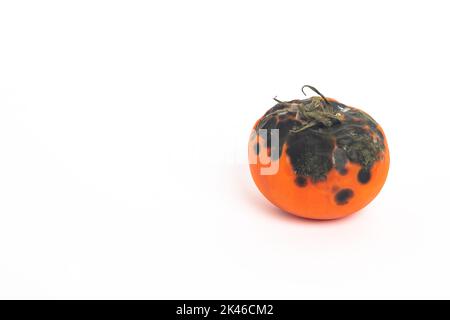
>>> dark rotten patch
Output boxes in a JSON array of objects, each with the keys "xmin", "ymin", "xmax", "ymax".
[
  {"xmin": 255, "ymin": 98, "xmax": 385, "ymax": 185},
  {"xmin": 295, "ymin": 176, "xmax": 307, "ymax": 187},
  {"xmin": 357, "ymin": 168, "xmax": 371, "ymax": 184},
  {"xmin": 287, "ymin": 131, "xmax": 334, "ymax": 182},
  {"xmin": 335, "ymin": 189, "xmax": 354, "ymax": 205}
]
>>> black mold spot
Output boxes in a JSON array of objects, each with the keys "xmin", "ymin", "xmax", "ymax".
[
  {"xmin": 286, "ymin": 131, "xmax": 334, "ymax": 182},
  {"xmin": 295, "ymin": 176, "xmax": 307, "ymax": 187},
  {"xmin": 357, "ymin": 168, "xmax": 371, "ymax": 184},
  {"xmin": 335, "ymin": 188, "xmax": 354, "ymax": 205}
]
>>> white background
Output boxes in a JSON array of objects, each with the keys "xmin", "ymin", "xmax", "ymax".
[{"xmin": 0, "ymin": 0, "xmax": 449, "ymax": 299}]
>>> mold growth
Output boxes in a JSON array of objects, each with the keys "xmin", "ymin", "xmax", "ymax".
[
  {"xmin": 357, "ymin": 168, "xmax": 371, "ymax": 184},
  {"xmin": 286, "ymin": 130, "xmax": 334, "ymax": 182},
  {"xmin": 254, "ymin": 87, "xmax": 385, "ymax": 185},
  {"xmin": 335, "ymin": 188, "xmax": 354, "ymax": 205},
  {"xmin": 295, "ymin": 176, "xmax": 307, "ymax": 187}
]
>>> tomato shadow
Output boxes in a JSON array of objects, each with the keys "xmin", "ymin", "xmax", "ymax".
[{"xmin": 233, "ymin": 164, "xmax": 363, "ymax": 226}]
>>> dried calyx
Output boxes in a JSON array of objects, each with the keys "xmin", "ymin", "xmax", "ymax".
[{"xmin": 257, "ymin": 85, "xmax": 343, "ymax": 133}]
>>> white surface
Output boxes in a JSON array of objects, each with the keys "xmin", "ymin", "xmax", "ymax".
[{"xmin": 0, "ymin": 0, "xmax": 449, "ymax": 299}]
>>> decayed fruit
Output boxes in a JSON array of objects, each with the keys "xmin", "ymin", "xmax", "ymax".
[{"xmin": 248, "ymin": 85, "xmax": 389, "ymax": 220}]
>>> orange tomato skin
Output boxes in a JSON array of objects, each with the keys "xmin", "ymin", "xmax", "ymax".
[{"xmin": 248, "ymin": 103, "xmax": 389, "ymax": 220}]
